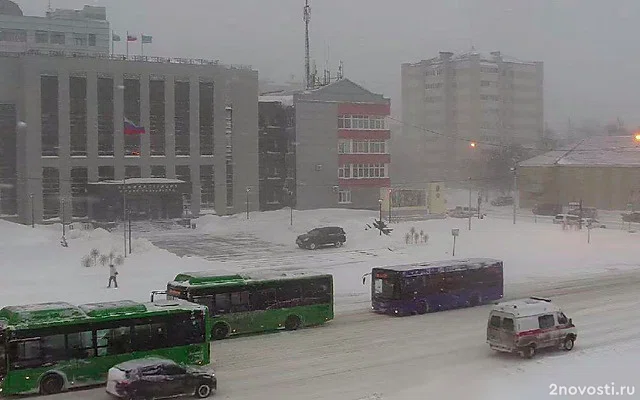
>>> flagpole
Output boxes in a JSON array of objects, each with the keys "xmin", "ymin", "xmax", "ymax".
[
  {"xmin": 126, "ymin": 31, "xmax": 129, "ymax": 58},
  {"xmin": 111, "ymin": 30, "xmax": 114, "ymax": 56},
  {"xmin": 141, "ymin": 33, "xmax": 144, "ymax": 57}
]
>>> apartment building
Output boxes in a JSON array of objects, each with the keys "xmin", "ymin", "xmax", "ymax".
[
  {"xmin": 0, "ymin": 51, "xmax": 258, "ymax": 224},
  {"xmin": 0, "ymin": 1, "xmax": 109, "ymax": 56},
  {"xmin": 257, "ymin": 98, "xmax": 296, "ymax": 211},
  {"xmin": 400, "ymin": 49, "xmax": 543, "ymax": 181},
  {"xmin": 257, "ymin": 79, "xmax": 391, "ymax": 211}
]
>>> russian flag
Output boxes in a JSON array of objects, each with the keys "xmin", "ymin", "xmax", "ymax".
[{"xmin": 124, "ymin": 118, "xmax": 145, "ymax": 135}]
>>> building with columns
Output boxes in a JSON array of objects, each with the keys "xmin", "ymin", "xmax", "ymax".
[{"xmin": 0, "ymin": 51, "xmax": 258, "ymax": 224}]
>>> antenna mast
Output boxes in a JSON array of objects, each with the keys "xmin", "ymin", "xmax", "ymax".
[{"xmin": 303, "ymin": 0, "xmax": 311, "ymax": 89}]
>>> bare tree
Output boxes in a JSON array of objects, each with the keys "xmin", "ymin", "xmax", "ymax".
[
  {"xmin": 99, "ymin": 254, "xmax": 110, "ymax": 267},
  {"xmin": 90, "ymin": 248, "xmax": 100, "ymax": 267},
  {"xmin": 81, "ymin": 255, "xmax": 92, "ymax": 268}
]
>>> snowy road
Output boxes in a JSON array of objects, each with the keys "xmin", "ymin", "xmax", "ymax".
[{"xmin": 36, "ymin": 269, "xmax": 640, "ymax": 400}]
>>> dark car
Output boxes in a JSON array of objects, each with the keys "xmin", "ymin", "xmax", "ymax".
[
  {"xmin": 490, "ymin": 196, "xmax": 514, "ymax": 206},
  {"xmin": 532, "ymin": 203, "xmax": 563, "ymax": 216},
  {"xmin": 106, "ymin": 357, "xmax": 216, "ymax": 399},
  {"xmin": 622, "ymin": 211, "xmax": 640, "ymax": 223},
  {"xmin": 296, "ymin": 226, "xmax": 346, "ymax": 250}
]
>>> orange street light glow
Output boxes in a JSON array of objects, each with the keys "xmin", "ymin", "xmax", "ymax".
[
  {"xmin": 635, "ymin": 133, "xmax": 640, "ymax": 142},
  {"xmin": 470, "ymin": 142, "xmax": 477, "ymax": 148}
]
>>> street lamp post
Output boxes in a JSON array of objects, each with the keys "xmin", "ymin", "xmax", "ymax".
[
  {"xmin": 30, "ymin": 193, "xmax": 34, "ymax": 228},
  {"xmin": 61, "ymin": 198, "xmax": 65, "ymax": 237},
  {"xmin": 378, "ymin": 199, "xmax": 383, "ymax": 236},
  {"xmin": 123, "ymin": 179, "xmax": 127, "ymax": 257},
  {"xmin": 468, "ymin": 177, "xmax": 472, "ymax": 231},
  {"xmin": 288, "ymin": 190, "xmax": 293, "ymax": 226},
  {"xmin": 388, "ymin": 188, "xmax": 392, "ymax": 223},
  {"xmin": 511, "ymin": 166, "xmax": 517, "ymax": 225},
  {"xmin": 246, "ymin": 187, "xmax": 250, "ymax": 220}
]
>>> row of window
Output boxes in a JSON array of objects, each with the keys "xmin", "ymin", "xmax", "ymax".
[
  {"xmin": 181, "ymin": 278, "xmax": 332, "ymax": 315},
  {"xmin": 40, "ymin": 76, "xmax": 216, "ymax": 158},
  {"xmin": 338, "ymin": 139, "xmax": 388, "ymax": 154},
  {"xmin": 489, "ymin": 312, "xmax": 568, "ymax": 332},
  {"xmin": 338, "ymin": 115, "xmax": 387, "ymax": 130},
  {"xmin": 338, "ymin": 163, "xmax": 388, "ymax": 179},
  {"xmin": 0, "ymin": 29, "xmax": 98, "ymax": 46},
  {"xmin": 7, "ymin": 313, "xmax": 205, "ymax": 370}
]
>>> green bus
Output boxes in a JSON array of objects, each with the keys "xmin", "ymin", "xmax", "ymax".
[
  {"xmin": 0, "ymin": 299, "xmax": 210, "ymax": 396},
  {"xmin": 151, "ymin": 271, "xmax": 334, "ymax": 340}
]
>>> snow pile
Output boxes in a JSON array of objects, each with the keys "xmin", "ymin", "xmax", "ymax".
[{"xmin": 0, "ymin": 220, "xmax": 216, "ymax": 307}]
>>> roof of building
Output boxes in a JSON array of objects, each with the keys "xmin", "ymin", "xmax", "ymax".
[
  {"xmin": 0, "ymin": 0, "xmax": 22, "ymax": 16},
  {"xmin": 491, "ymin": 297, "xmax": 561, "ymax": 318},
  {"xmin": 259, "ymin": 94, "xmax": 295, "ymax": 106},
  {"xmin": 404, "ymin": 49, "xmax": 540, "ymax": 67},
  {"xmin": 258, "ymin": 78, "xmax": 389, "ymax": 106},
  {"xmin": 519, "ymin": 136, "xmax": 640, "ymax": 167}
]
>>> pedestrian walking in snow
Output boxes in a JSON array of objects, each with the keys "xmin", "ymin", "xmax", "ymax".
[{"xmin": 108, "ymin": 263, "xmax": 118, "ymax": 288}]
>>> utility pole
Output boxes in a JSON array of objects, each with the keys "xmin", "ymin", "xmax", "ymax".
[
  {"xmin": 303, "ymin": 0, "xmax": 312, "ymax": 89},
  {"xmin": 578, "ymin": 198, "xmax": 583, "ymax": 230},
  {"xmin": 511, "ymin": 166, "xmax": 517, "ymax": 225},
  {"xmin": 61, "ymin": 198, "xmax": 65, "ymax": 237},
  {"xmin": 30, "ymin": 194, "xmax": 34, "ymax": 228},
  {"xmin": 123, "ymin": 178, "xmax": 127, "ymax": 257},
  {"xmin": 468, "ymin": 177, "xmax": 472, "ymax": 231}
]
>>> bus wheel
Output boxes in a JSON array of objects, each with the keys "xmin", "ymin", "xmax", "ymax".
[
  {"xmin": 416, "ymin": 301, "xmax": 428, "ymax": 315},
  {"xmin": 40, "ymin": 373, "xmax": 64, "ymax": 395},
  {"xmin": 285, "ymin": 315, "xmax": 301, "ymax": 330},
  {"xmin": 469, "ymin": 294, "xmax": 481, "ymax": 307},
  {"xmin": 212, "ymin": 323, "xmax": 230, "ymax": 340}
]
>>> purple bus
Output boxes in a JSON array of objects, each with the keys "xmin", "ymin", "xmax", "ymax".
[{"xmin": 364, "ymin": 258, "xmax": 504, "ymax": 316}]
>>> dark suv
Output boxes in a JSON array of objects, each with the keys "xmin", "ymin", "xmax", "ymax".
[
  {"xmin": 106, "ymin": 357, "xmax": 216, "ymax": 399},
  {"xmin": 296, "ymin": 227, "xmax": 346, "ymax": 250}
]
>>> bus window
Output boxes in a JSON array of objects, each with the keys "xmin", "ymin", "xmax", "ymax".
[
  {"xmin": 302, "ymin": 279, "xmax": 331, "ymax": 305},
  {"xmin": 166, "ymin": 314, "xmax": 205, "ymax": 347},
  {"xmin": 96, "ymin": 326, "xmax": 131, "ymax": 356},
  {"xmin": 132, "ymin": 322, "xmax": 167, "ymax": 351},
  {"xmin": 0, "ymin": 341, "xmax": 5, "ymax": 376},
  {"xmin": 251, "ymin": 288, "xmax": 276, "ymax": 311},
  {"xmin": 9, "ymin": 339, "xmax": 42, "ymax": 369},
  {"xmin": 214, "ymin": 293, "xmax": 231, "ymax": 314},
  {"xmin": 66, "ymin": 331, "xmax": 94, "ymax": 358},
  {"xmin": 192, "ymin": 296, "xmax": 214, "ymax": 313},
  {"xmin": 40, "ymin": 334, "xmax": 66, "ymax": 362},
  {"xmin": 374, "ymin": 276, "xmax": 399, "ymax": 299},
  {"xmin": 230, "ymin": 291, "xmax": 250, "ymax": 312},
  {"xmin": 276, "ymin": 283, "xmax": 302, "ymax": 308}
]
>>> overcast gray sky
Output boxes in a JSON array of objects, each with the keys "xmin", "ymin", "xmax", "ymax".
[{"xmin": 15, "ymin": 0, "xmax": 640, "ymax": 130}]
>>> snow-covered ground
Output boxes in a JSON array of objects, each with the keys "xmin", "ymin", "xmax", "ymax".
[{"xmin": 1, "ymin": 207, "xmax": 640, "ymax": 399}]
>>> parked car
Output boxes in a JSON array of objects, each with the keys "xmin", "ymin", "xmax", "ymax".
[
  {"xmin": 106, "ymin": 357, "xmax": 216, "ymax": 399},
  {"xmin": 622, "ymin": 211, "xmax": 640, "ymax": 223},
  {"xmin": 490, "ymin": 196, "xmax": 514, "ymax": 206},
  {"xmin": 486, "ymin": 297, "xmax": 577, "ymax": 359},
  {"xmin": 567, "ymin": 206, "xmax": 598, "ymax": 219},
  {"xmin": 583, "ymin": 218, "xmax": 606, "ymax": 228},
  {"xmin": 552, "ymin": 214, "xmax": 580, "ymax": 225},
  {"xmin": 532, "ymin": 203, "xmax": 563, "ymax": 216},
  {"xmin": 447, "ymin": 206, "xmax": 476, "ymax": 218},
  {"xmin": 296, "ymin": 226, "xmax": 346, "ymax": 250}
]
